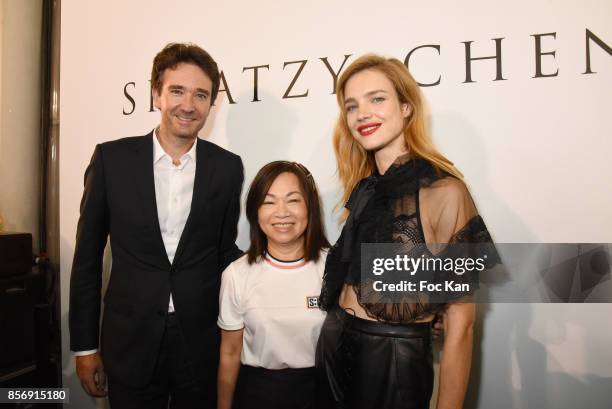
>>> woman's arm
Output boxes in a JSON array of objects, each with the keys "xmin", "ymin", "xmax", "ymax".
[
  {"xmin": 421, "ymin": 176, "xmax": 481, "ymax": 408},
  {"xmin": 435, "ymin": 302, "xmax": 475, "ymax": 409},
  {"xmin": 217, "ymin": 328, "xmax": 244, "ymax": 409}
]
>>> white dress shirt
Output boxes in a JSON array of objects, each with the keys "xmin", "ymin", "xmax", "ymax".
[
  {"xmin": 75, "ymin": 130, "xmax": 197, "ymax": 356},
  {"xmin": 152, "ymin": 129, "xmax": 197, "ymax": 312}
]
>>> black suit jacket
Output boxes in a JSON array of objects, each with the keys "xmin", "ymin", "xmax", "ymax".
[{"xmin": 69, "ymin": 132, "xmax": 243, "ymax": 387}]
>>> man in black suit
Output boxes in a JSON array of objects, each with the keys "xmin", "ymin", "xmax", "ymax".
[{"xmin": 69, "ymin": 43, "xmax": 243, "ymax": 408}]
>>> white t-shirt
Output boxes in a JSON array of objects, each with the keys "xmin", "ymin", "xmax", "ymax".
[{"xmin": 217, "ymin": 251, "xmax": 327, "ymax": 369}]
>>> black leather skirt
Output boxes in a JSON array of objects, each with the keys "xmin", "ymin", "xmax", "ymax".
[{"xmin": 316, "ymin": 308, "xmax": 433, "ymax": 409}]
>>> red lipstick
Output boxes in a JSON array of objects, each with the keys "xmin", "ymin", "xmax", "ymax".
[{"xmin": 357, "ymin": 122, "xmax": 382, "ymax": 136}]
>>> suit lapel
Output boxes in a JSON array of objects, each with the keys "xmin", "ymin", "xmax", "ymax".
[
  {"xmin": 133, "ymin": 132, "xmax": 171, "ymax": 268},
  {"xmin": 172, "ymin": 139, "xmax": 214, "ymax": 266}
]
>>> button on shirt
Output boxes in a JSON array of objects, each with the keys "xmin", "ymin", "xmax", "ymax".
[{"xmin": 153, "ymin": 130, "xmax": 197, "ymax": 313}]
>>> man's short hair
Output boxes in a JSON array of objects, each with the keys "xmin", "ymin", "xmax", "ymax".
[{"xmin": 151, "ymin": 43, "xmax": 221, "ymax": 104}]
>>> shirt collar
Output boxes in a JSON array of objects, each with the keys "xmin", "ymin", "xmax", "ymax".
[{"xmin": 153, "ymin": 127, "xmax": 198, "ymax": 165}]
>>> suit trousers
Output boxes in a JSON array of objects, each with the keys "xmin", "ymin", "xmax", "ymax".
[{"xmin": 107, "ymin": 312, "xmax": 214, "ymax": 409}]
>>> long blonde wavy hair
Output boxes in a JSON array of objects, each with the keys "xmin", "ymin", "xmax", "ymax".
[{"xmin": 333, "ymin": 54, "xmax": 462, "ymax": 220}]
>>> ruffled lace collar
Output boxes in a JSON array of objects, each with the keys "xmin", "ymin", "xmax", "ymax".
[{"xmin": 374, "ymin": 155, "xmax": 442, "ymax": 198}]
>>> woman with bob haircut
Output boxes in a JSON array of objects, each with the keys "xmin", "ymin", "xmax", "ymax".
[
  {"xmin": 217, "ymin": 161, "xmax": 330, "ymax": 409},
  {"xmin": 316, "ymin": 54, "xmax": 498, "ymax": 409}
]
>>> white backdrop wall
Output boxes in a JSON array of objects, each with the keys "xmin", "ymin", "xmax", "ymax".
[
  {"xmin": 60, "ymin": 1, "xmax": 612, "ymax": 407},
  {"xmin": 0, "ymin": 0, "xmax": 42, "ymax": 247}
]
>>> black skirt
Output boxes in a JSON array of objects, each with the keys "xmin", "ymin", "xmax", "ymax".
[
  {"xmin": 316, "ymin": 308, "xmax": 433, "ymax": 409},
  {"xmin": 233, "ymin": 364, "xmax": 316, "ymax": 409}
]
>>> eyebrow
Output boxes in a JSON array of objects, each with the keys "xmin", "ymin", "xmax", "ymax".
[
  {"xmin": 344, "ymin": 89, "xmax": 389, "ymax": 104},
  {"xmin": 264, "ymin": 191, "xmax": 302, "ymax": 198},
  {"xmin": 167, "ymin": 85, "xmax": 210, "ymax": 95}
]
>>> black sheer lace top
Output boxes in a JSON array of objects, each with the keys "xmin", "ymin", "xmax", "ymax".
[{"xmin": 319, "ymin": 156, "xmax": 497, "ymax": 323}]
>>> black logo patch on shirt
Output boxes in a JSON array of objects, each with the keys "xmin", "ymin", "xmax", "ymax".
[{"xmin": 306, "ymin": 296, "xmax": 320, "ymax": 309}]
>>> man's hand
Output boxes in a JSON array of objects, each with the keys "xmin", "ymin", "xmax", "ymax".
[{"xmin": 76, "ymin": 352, "xmax": 107, "ymax": 397}]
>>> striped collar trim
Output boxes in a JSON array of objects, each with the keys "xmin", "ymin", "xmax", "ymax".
[{"xmin": 264, "ymin": 254, "xmax": 307, "ymax": 269}]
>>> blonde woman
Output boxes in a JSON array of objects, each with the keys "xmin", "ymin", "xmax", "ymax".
[{"xmin": 317, "ymin": 55, "xmax": 496, "ymax": 409}]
